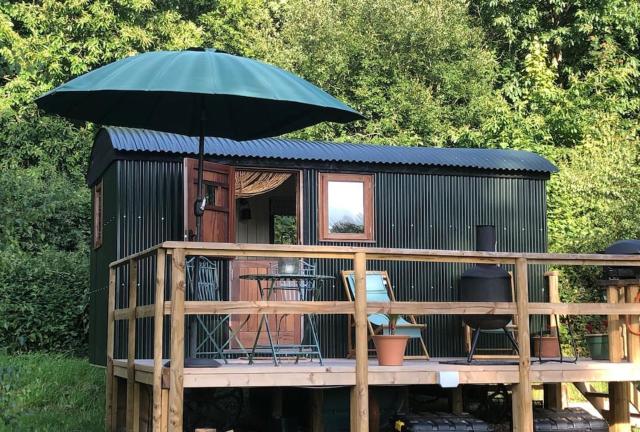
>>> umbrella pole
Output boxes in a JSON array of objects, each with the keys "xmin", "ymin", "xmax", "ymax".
[
  {"xmin": 190, "ymin": 116, "xmax": 205, "ymax": 357},
  {"xmin": 195, "ymin": 116, "xmax": 205, "ymax": 242},
  {"xmin": 187, "ymin": 111, "xmax": 221, "ymax": 367}
]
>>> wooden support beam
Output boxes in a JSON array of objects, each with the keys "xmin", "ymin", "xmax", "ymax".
[
  {"xmin": 114, "ymin": 308, "xmax": 133, "ymax": 321},
  {"xmin": 608, "ymin": 286, "xmax": 630, "ymax": 432},
  {"xmin": 544, "ymin": 271, "xmax": 565, "ymax": 410},
  {"xmin": 512, "ymin": 258, "xmax": 533, "ymax": 432},
  {"xmin": 350, "ymin": 387, "xmax": 357, "ymax": 432},
  {"xmin": 626, "ymin": 286, "xmax": 639, "ymax": 364},
  {"xmin": 451, "ymin": 387, "xmax": 463, "ymax": 415},
  {"xmin": 546, "ymin": 271, "xmax": 560, "ymax": 337},
  {"xmin": 127, "ymin": 259, "xmax": 138, "ymax": 432},
  {"xmin": 352, "ymin": 252, "xmax": 369, "ymax": 432},
  {"xmin": 626, "ymin": 285, "xmax": 640, "ymax": 412},
  {"xmin": 161, "ymin": 388, "xmax": 169, "ymax": 432},
  {"xmin": 369, "ymin": 388, "xmax": 380, "ymax": 432},
  {"xmin": 310, "ymin": 389, "xmax": 324, "ymax": 432},
  {"xmin": 173, "ymin": 300, "xmax": 640, "ymax": 316},
  {"xmin": 109, "ymin": 244, "xmax": 162, "ymax": 268},
  {"xmin": 153, "ymin": 249, "xmax": 166, "ymax": 432},
  {"xmin": 133, "ymin": 382, "xmax": 141, "ymax": 432},
  {"xmin": 158, "ymin": 240, "xmax": 640, "ymax": 267},
  {"xmin": 106, "ymin": 267, "xmax": 116, "ymax": 432},
  {"xmin": 168, "ymin": 249, "xmax": 186, "ymax": 432},
  {"xmin": 116, "ymin": 377, "xmax": 127, "ymax": 429}
]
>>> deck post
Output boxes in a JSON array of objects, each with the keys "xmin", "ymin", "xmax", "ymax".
[
  {"xmin": 106, "ymin": 267, "xmax": 117, "ymax": 431},
  {"xmin": 169, "ymin": 249, "xmax": 186, "ymax": 432},
  {"xmin": 451, "ymin": 387, "xmax": 463, "ymax": 415},
  {"xmin": 352, "ymin": 251, "xmax": 369, "ymax": 432},
  {"xmin": 543, "ymin": 271, "xmax": 565, "ymax": 410},
  {"xmin": 161, "ymin": 388, "xmax": 169, "ymax": 432},
  {"xmin": 153, "ymin": 249, "xmax": 166, "ymax": 432},
  {"xmin": 512, "ymin": 257, "xmax": 533, "ymax": 431},
  {"xmin": 127, "ymin": 258, "xmax": 139, "ymax": 431},
  {"xmin": 133, "ymin": 382, "xmax": 141, "ymax": 432},
  {"xmin": 608, "ymin": 285, "xmax": 630, "ymax": 432},
  {"xmin": 310, "ymin": 389, "xmax": 324, "ymax": 432},
  {"xmin": 626, "ymin": 285, "xmax": 639, "ymax": 411}
]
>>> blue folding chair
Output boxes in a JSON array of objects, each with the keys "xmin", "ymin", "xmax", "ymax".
[
  {"xmin": 186, "ymin": 256, "xmax": 247, "ymax": 362},
  {"xmin": 341, "ymin": 270, "xmax": 429, "ymax": 359}
]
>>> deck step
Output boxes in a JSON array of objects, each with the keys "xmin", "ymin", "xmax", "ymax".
[
  {"xmin": 574, "ymin": 382, "xmax": 640, "ymax": 421},
  {"xmin": 583, "ymin": 391, "xmax": 609, "ymax": 398},
  {"xmin": 601, "ymin": 410, "xmax": 640, "ymax": 418}
]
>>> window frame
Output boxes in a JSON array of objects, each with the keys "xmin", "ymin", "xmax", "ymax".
[
  {"xmin": 318, "ymin": 172, "xmax": 374, "ymax": 242},
  {"xmin": 93, "ymin": 179, "xmax": 103, "ymax": 249}
]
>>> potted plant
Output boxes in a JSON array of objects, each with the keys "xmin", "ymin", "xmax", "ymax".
[
  {"xmin": 585, "ymin": 317, "xmax": 608, "ymax": 360},
  {"xmin": 532, "ymin": 331, "xmax": 561, "ymax": 358},
  {"xmin": 372, "ymin": 314, "xmax": 410, "ymax": 366}
]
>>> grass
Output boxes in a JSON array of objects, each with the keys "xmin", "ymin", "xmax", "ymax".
[{"xmin": 0, "ymin": 353, "xmax": 104, "ymax": 432}]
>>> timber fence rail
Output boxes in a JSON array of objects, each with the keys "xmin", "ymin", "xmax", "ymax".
[{"xmin": 105, "ymin": 241, "xmax": 640, "ymax": 432}]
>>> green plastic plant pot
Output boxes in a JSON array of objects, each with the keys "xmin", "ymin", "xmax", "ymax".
[{"xmin": 585, "ymin": 334, "xmax": 609, "ymax": 360}]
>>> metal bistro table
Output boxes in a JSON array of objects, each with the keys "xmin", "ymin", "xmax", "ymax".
[{"xmin": 239, "ymin": 273, "xmax": 334, "ymax": 366}]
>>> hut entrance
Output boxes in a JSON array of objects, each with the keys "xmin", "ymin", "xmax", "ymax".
[
  {"xmin": 230, "ymin": 170, "xmax": 301, "ymax": 348},
  {"xmin": 183, "ymin": 158, "xmax": 236, "ymax": 243}
]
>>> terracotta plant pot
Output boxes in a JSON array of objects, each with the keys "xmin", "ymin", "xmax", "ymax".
[
  {"xmin": 372, "ymin": 335, "xmax": 409, "ymax": 366},
  {"xmin": 532, "ymin": 335, "xmax": 561, "ymax": 358}
]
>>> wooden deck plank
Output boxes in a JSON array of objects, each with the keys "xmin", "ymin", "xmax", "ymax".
[{"xmin": 113, "ymin": 358, "xmax": 640, "ymax": 388}]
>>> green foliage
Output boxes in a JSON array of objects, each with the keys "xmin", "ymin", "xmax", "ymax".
[
  {"xmin": 273, "ymin": 215, "xmax": 296, "ymax": 245},
  {"xmin": 268, "ymin": 0, "xmax": 500, "ymax": 146},
  {"xmin": 0, "ymin": 365, "xmax": 19, "ymax": 428},
  {"xmin": 470, "ymin": 0, "xmax": 640, "ymax": 352},
  {"xmin": 198, "ymin": 0, "xmax": 277, "ymax": 57},
  {"xmin": 0, "ymin": 354, "xmax": 104, "ymax": 432},
  {"xmin": 0, "ymin": 247, "xmax": 89, "ymax": 354},
  {"xmin": 0, "ymin": 0, "xmax": 202, "ymax": 179},
  {"xmin": 0, "ymin": 167, "xmax": 90, "ymax": 252},
  {"xmin": 0, "ymin": 168, "xmax": 90, "ymax": 354}
]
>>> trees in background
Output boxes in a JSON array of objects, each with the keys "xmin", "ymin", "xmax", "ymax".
[
  {"xmin": 1, "ymin": 0, "xmax": 639, "ymax": 353},
  {"xmin": 468, "ymin": 0, "xmax": 640, "ymax": 314}
]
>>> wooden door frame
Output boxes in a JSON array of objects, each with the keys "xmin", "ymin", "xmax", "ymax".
[{"xmin": 233, "ymin": 166, "xmax": 303, "ymax": 245}]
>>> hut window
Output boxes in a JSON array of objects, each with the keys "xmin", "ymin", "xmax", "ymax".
[
  {"xmin": 318, "ymin": 173, "xmax": 374, "ymax": 241},
  {"xmin": 93, "ymin": 179, "xmax": 103, "ymax": 249}
]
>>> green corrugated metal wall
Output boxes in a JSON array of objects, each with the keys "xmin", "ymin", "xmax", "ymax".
[
  {"xmin": 302, "ymin": 170, "xmax": 548, "ymax": 358},
  {"xmin": 90, "ymin": 159, "xmax": 549, "ymax": 364},
  {"xmin": 89, "ymin": 160, "xmax": 184, "ymax": 365}
]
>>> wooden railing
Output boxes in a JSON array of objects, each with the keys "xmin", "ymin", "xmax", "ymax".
[{"xmin": 105, "ymin": 242, "xmax": 640, "ymax": 432}]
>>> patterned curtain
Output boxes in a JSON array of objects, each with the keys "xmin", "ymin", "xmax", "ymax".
[{"xmin": 235, "ymin": 170, "xmax": 291, "ymax": 198}]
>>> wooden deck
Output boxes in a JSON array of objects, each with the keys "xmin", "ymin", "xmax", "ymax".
[
  {"xmin": 113, "ymin": 357, "xmax": 640, "ymax": 388},
  {"xmin": 106, "ymin": 243, "xmax": 640, "ymax": 431}
]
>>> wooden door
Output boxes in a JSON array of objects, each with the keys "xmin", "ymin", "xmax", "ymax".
[
  {"xmin": 184, "ymin": 158, "xmax": 235, "ymax": 242},
  {"xmin": 230, "ymin": 260, "xmax": 302, "ymax": 349}
]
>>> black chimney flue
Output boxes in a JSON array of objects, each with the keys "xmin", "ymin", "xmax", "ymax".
[
  {"xmin": 476, "ymin": 225, "xmax": 496, "ymax": 252},
  {"xmin": 459, "ymin": 224, "xmax": 519, "ymax": 362}
]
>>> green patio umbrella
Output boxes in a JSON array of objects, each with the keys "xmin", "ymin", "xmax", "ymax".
[{"xmin": 36, "ymin": 47, "xmax": 363, "ymax": 240}]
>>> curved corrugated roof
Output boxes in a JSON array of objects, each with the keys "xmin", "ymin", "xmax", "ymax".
[{"xmin": 103, "ymin": 127, "xmax": 557, "ymax": 173}]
